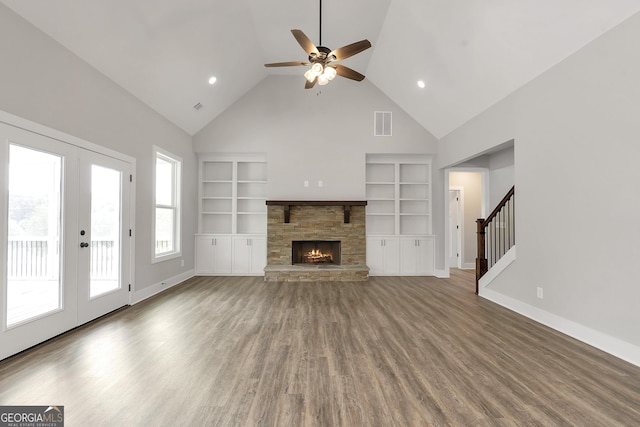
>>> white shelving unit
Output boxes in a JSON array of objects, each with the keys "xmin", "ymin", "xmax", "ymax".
[
  {"xmin": 366, "ymin": 154, "xmax": 434, "ymax": 275},
  {"xmin": 199, "ymin": 155, "xmax": 267, "ymax": 235},
  {"xmin": 197, "ymin": 154, "xmax": 267, "ymax": 275},
  {"xmin": 236, "ymin": 160, "xmax": 267, "ymax": 235},
  {"xmin": 200, "ymin": 160, "xmax": 234, "ymax": 234},
  {"xmin": 366, "ymin": 155, "xmax": 431, "ymax": 235},
  {"xmin": 366, "ymin": 162, "xmax": 396, "ymax": 235},
  {"xmin": 399, "ymin": 162, "xmax": 430, "ymax": 235}
]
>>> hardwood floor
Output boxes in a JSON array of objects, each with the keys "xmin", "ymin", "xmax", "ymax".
[{"xmin": 1, "ymin": 271, "xmax": 639, "ymax": 426}]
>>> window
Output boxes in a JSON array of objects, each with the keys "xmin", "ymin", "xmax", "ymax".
[{"xmin": 153, "ymin": 147, "xmax": 181, "ymax": 261}]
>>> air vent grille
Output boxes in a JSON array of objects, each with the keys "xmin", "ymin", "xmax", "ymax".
[{"xmin": 374, "ymin": 111, "xmax": 392, "ymax": 136}]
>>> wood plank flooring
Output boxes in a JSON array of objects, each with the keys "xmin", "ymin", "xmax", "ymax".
[{"xmin": 1, "ymin": 271, "xmax": 639, "ymax": 426}]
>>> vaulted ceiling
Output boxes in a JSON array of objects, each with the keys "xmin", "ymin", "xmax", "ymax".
[{"xmin": 3, "ymin": 0, "xmax": 640, "ymax": 138}]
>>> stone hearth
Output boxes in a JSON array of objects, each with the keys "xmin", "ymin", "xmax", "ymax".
[{"xmin": 265, "ymin": 202, "xmax": 368, "ymax": 281}]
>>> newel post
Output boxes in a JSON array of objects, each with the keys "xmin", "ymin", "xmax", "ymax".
[{"xmin": 476, "ymin": 218, "xmax": 488, "ymax": 295}]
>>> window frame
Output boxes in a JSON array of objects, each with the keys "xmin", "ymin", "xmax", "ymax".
[{"xmin": 152, "ymin": 146, "xmax": 182, "ymax": 263}]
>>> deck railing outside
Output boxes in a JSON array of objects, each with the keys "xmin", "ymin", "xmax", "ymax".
[
  {"xmin": 7, "ymin": 238, "xmax": 119, "ymax": 280},
  {"xmin": 8, "ymin": 238, "xmax": 171, "ymax": 280}
]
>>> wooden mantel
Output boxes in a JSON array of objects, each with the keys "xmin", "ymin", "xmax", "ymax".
[{"xmin": 266, "ymin": 200, "xmax": 367, "ymax": 224}]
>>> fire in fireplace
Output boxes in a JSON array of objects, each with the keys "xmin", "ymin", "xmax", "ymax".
[{"xmin": 292, "ymin": 240, "xmax": 341, "ymax": 265}]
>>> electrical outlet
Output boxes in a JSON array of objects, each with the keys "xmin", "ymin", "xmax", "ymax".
[
  {"xmin": 318, "ymin": 180, "xmax": 323, "ymax": 187},
  {"xmin": 181, "ymin": 259, "xmax": 184, "ymax": 267},
  {"xmin": 537, "ymin": 287, "xmax": 544, "ymax": 299},
  {"xmin": 304, "ymin": 180, "xmax": 309, "ymax": 188}
]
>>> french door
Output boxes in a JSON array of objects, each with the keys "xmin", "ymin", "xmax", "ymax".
[{"xmin": 0, "ymin": 123, "xmax": 132, "ymax": 360}]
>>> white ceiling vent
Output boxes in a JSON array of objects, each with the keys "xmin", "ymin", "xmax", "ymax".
[{"xmin": 374, "ymin": 111, "xmax": 392, "ymax": 136}]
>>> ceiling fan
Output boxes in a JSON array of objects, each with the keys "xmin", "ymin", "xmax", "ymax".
[{"xmin": 264, "ymin": 0, "xmax": 372, "ymax": 89}]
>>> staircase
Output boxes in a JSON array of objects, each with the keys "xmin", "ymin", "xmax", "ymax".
[{"xmin": 476, "ymin": 186, "xmax": 515, "ymax": 294}]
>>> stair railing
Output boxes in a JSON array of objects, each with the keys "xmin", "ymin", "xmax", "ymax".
[{"xmin": 476, "ymin": 186, "xmax": 515, "ymax": 294}]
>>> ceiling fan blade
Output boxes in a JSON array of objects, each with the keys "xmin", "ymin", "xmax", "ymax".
[
  {"xmin": 334, "ymin": 64, "xmax": 365, "ymax": 81},
  {"xmin": 291, "ymin": 29, "xmax": 319, "ymax": 57},
  {"xmin": 305, "ymin": 76, "xmax": 318, "ymax": 89},
  {"xmin": 329, "ymin": 39, "xmax": 371, "ymax": 62},
  {"xmin": 264, "ymin": 61, "xmax": 309, "ymax": 67}
]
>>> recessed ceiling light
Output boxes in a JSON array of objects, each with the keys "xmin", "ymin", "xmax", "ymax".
[
  {"xmin": 417, "ymin": 80, "xmax": 426, "ymax": 89},
  {"xmin": 208, "ymin": 76, "xmax": 217, "ymax": 85}
]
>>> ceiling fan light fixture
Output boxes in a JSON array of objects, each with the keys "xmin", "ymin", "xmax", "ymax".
[
  {"xmin": 318, "ymin": 74, "xmax": 330, "ymax": 85},
  {"xmin": 304, "ymin": 63, "xmax": 325, "ymax": 82},
  {"xmin": 304, "ymin": 69, "xmax": 315, "ymax": 82},
  {"xmin": 324, "ymin": 66, "xmax": 337, "ymax": 80}
]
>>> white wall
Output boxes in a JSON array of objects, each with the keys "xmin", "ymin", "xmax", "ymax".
[
  {"xmin": 489, "ymin": 147, "xmax": 515, "ymax": 208},
  {"xmin": 0, "ymin": 5, "xmax": 198, "ymax": 293},
  {"xmin": 438, "ymin": 11, "xmax": 640, "ymax": 364},
  {"xmin": 194, "ymin": 75, "xmax": 438, "ymax": 200}
]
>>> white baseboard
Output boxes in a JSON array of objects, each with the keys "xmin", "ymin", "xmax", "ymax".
[
  {"xmin": 435, "ymin": 269, "xmax": 449, "ymax": 278},
  {"xmin": 480, "ymin": 287, "xmax": 640, "ymax": 368},
  {"xmin": 131, "ymin": 269, "xmax": 195, "ymax": 305}
]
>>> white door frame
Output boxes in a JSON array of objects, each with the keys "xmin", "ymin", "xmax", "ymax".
[
  {"xmin": 0, "ymin": 110, "xmax": 135, "ymax": 360},
  {"xmin": 443, "ymin": 167, "xmax": 489, "ymax": 277}
]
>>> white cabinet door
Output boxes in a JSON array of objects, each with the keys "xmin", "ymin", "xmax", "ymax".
[
  {"xmin": 366, "ymin": 237, "xmax": 385, "ymax": 276},
  {"xmin": 232, "ymin": 236, "xmax": 267, "ymax": 275},
  {"xmin": 196, "ymin": 235, "xmax": 232, "ymax": 274},
  {"xmin": 367, "ymin": 237, "xmax": 400, "ymax": 275},
  {"xmin": 232, "ymin": 237, "xmax": 250, "ymax": 273},
  {"xmin": 212, "ymin": 236, "xmax": 232, "ymax": 274},
  {"xmin": 400, "ymin": 237, "xmax": 434, "ymax": 275},
  {"xmin": 195, "ymin": 236, "xmax": 215, "ymax": 274},
  {"xmin": 383, "ymin": 238, "xmax": 400, "ymax": 274},
  {"xmin": 400, "ymin": 238, "xmax": 420, "ymax": 275},
  {"xmin": 249, "ymin": 236, "xmax": 267, "ymax": 274},
  {"xmin": 416, "ymin": 237, "xmax": 435, "ymax": 275}
]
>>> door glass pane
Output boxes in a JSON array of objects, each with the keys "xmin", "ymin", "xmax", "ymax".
[
  {"xmin": 155, "ymin": 207, "xmax": 174, "ymax": 255},
  {"xmin": 90, "ymin": 165, "xmax": 121, "ymax": 298},
  {"xmin": 7, "ymin": 145, "xmax": 62, "ymax": 326}
]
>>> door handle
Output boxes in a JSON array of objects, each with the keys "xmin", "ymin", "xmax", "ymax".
[{"xmin": 80, "ymin": 242, "xmax": 89, "ymax": 248}]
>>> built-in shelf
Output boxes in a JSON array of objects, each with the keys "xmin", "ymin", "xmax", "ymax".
[
  {"xmin": 199, "ymin": 155, "xmax": 267, "ymax": 234},
  {"xmin": 364, "ymin": 155, "xmax": 435, "ymax": 277},
  {"xmin": 365, "ymin": 154, "xmax": 432, "ymax": 235}
]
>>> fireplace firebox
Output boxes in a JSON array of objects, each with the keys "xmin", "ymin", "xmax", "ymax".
[{"xmin": 292, "ymin": 240, "xmax": 341, "ymax": 265}]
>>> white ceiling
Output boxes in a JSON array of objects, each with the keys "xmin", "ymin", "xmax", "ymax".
[{"xmin": 3, "ymin": 0, "xmax": 640, "ymax": 138}]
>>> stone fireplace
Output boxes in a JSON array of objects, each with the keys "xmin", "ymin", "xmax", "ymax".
[{"xmin": 264, "ymin": 201, "xmax": 368, "ymax": 281}]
